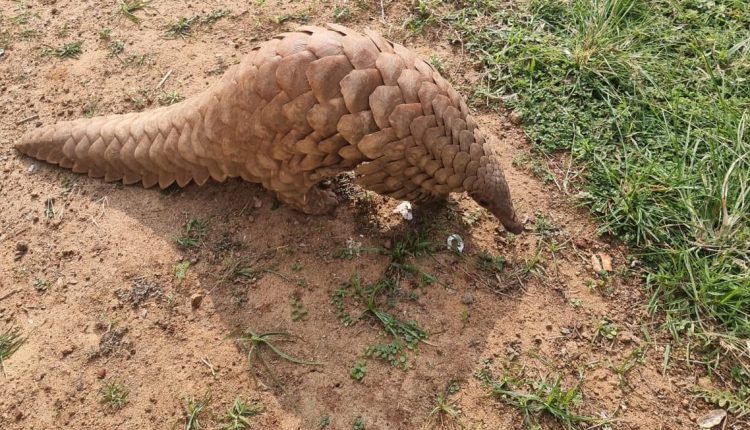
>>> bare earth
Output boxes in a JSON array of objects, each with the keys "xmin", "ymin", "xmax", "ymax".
[{"xmin": 0, "ymin": 1, "xmax": 721, "ymax": 429}]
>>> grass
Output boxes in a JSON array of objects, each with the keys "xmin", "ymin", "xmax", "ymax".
[
  {"xmin": 166, "ymin": 17, "xmax": 196, "ymax": 39},
  {"xmin": 175, "ymin": 218, "xmax": 208, "ymax": 248},
  {"xmin": 490, "ymin": 374, "xmax": 598, "ymax": 429},
  {"xmin": 230, "ymin": 329, "xmax": 321, "ymax": 390},
  {"xmin": 99, "ymin": 381, "xmax": 129, "ymax": 409},
  {"xmin": 0, "ymin": 327, "xmax": 25, "ymax": 377},
  {"xmin": 434, "ymin": 0, "xmax": 749, "ymax": 393},
  {"xmin": 119, "ymin": 0, "xmax": 151, "ymax": 23},
  {"xmin": 183, "ymin": 393, "xmax": 211, "ymax": 430},
  {"xmin": 423, "ymin": 385, "xmax": 464, "ymax": 429},
  {"xmin": 55, "ymin": 41, "xmax": 82, "ymax": 58},
  {"xmin": 220, "ymin": 397, "xmax": 263, "ymax": 430},
  {"xmin": 158, "ymin": 91, "xmax": 185, "ymax": 106}
]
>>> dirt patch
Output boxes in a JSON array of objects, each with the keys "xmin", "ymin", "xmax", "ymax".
[{"xmin": 0, "ymin": 1, "xmax": 715, "ymax": 429}]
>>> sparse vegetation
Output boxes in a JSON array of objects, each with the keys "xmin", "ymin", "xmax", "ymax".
[
  {"xmin": 0, "ymin": 327, "xmax": 24, "ymax": 376},
  {"xmin": 433, "ymin": 0, "xmax": 750, "ymax": 397},
  {"xmin": 166, "ymin": 17, "xmax": 196, "ymax": 38},
  {"xmin": 350, "ymin": 360, "xmax": 367, "ymax": 381},
  {"xmin": 119, "ymin": 0, "xmax": 152, "ymax": 23},
  {"xmin": 175, "ymin": 218, "xmax": 208, "ymax": 248},
  {"xmin": 182, "ymin": 393, "xmax": 211, "ymax": 430},
  {"xmin": 100, "ymin": 381, "xmax": 129, "ymax": 409},
  {"xmin": 231, "ymin": 329, "xmax": 321, "ymax": 390},
  {"xmin": 158, "ymin": 90, "xmax": 185, "ymax": 106},
  {"xmin": 491, "ymin": 374, "xmax": 598, "ymax": 429},
  {"xmin": 55, "ymin": 41, "xmax": 82, "ymax": 58},
  {"xmin": 220, "ymin": 397, "xmax": 263, "ymax": 430}
]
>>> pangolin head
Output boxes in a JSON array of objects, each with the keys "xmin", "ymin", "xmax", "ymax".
[{"xmin": 469, "ymin": 152, "xmax": 524, "ymax": 234}]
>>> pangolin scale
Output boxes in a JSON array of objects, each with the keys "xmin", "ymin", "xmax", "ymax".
[{"xmin": 15, "ymin": 24, "xmax": 523, "ymax": 233}]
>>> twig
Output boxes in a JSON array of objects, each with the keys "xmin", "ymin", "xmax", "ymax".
[
  {"xmin": 380, "ymin": 0, "xmax": 385, "ymax": 20},
  {"xmin": 0, "ymin": 289, "xmax": 20, "ymax": 302},
  {"xmin": 200, "ymin": 356, "xmax": 216, "ymax": 377},
  {"xmin": 155, "ymin": 69, "xmax": 173, "ymax": 89},
  {"xmin": 15, "ymin": 115, "xmax": 39, "ymax": 125}
]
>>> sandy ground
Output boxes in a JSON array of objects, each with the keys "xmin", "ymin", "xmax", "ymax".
[{"xmin": 0, "ymin": 1, "xmax": 732, "ymax": 429}]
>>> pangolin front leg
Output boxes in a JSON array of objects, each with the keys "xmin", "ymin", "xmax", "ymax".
[{"xmin": 15, "ymin": 24, "xmax": 524, "ymax": 233}]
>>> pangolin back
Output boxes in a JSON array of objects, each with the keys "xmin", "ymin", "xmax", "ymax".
[{"xmin": 16, "ymin": 24, "xmax": 522, "ymax": 231}]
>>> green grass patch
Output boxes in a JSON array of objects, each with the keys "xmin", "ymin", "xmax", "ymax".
[{"xmin": 436, "ymin": 0, "xmax": 749, "ymax": 385}]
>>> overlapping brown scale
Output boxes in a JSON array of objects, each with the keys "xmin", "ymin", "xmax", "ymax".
[
  {"xmin": 375, "ymin": 52, "xmax": 404, "ymax": 85},
  {"xmin": 396, "ymin": 69, "xmax": 423, "ymax": 103},
  {"xmin": 337, "ymin": 111, "xmax": 377, "ymax": 146},
  {"xmin": 307, "ymin": 30, "xmax": 345, "ymax": 57},
  {"xmin": 276, "ymin": 50, "xmax": 316, "ymax": 99},
  {"xmin": 253, "ymin": 56, "xmax": 282, "ymax": 100},
  {"xmin": 307, "ymin": 98, "xmax": 348, "ymax": 136},
  {"xmin": 306, "ymin": 55, "xmax": 354, "ymax": 102},
  {"xmin": 275, "ymin": 32, "xmax": 310, "ymax": 57},
  {"xmin": 341, "ymin": 69, "xmax": 383, "ymax": 113},
  {"xmin": 388, "ymin": 103, "xmax": 422, "ymax": 139},
  {"xmin": 281, "ymin": 91, "xmax": 317, "ymax": 134},
  {"xmin": 357, "ymin": 128, "xmax": 397, "ymax": 159},
  {"xmin": 16, "ymin": 25, "xmax": 517, "ymax": 215},
  {"xmin": 370, "ymin": 86, "xmax": 404, "ymax": 130},
  {"xmin": 340, "ymin": 31, "xmax": 379, "ymax": 69},
  {"xmin": 364, "ymin": 29, "xmax": 394, "ymax": 54}
]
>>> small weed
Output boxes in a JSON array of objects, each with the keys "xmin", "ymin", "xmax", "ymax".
[
  {"xmin": 291, "ymin": 261, "xmax": 304, "ymax": 272},
  {"xmin": 109, "ymin": 40, "xmax": 124, "ymax": 57},
  {"xmin": 0, "ymin": 327, "xmax": 25, "ymax": 376},
  {"xmin": 424, "ymin": 389, "xmax": 463, "ymax": 429},
  {"xmin": 407, "ymin": 0, "xmax": 437, "ymax": 33},
  {"xmin": 231, "ymin": 329, "xmax": 321, "ymax": 390},
  {"xmin": 204, "ymin": 9, "xmax": 231, "ymax": 25},
  {"xmin": 319, "ymin": 416, "xmax": 331, "ymax": 428},
  {"xmin": 100, "ymin": 381, "xmax": 129, "ymax": 409},
  {"xmin": 290, "ymin": 299, "xmax": 307, "ymax": 322},
  {"xmin": 275, "ymin": 11, "xmax": 311, "ymax": 24},
  {"xmin": 175, "ymin": 218, "xmax": 208, "ymax": 248},
  {"xmin": 352, "ymin": 416, "xmax": 365, "ymax": 430},
  {"xmin": 610, "ymin": 347, "xmax": 645, "ymax": 388},
  {"xmin": 166, "ymin": 17, "xmax": 196, "ymax": 39},
  {"xmin": 158, "ymin": 91, "xmax": 185, "ymax": 106},
  {"xmin": 55, "ymin": 41, "xmax": 82, "ymax": 59},
  {"xmin": 220, "ymin": 397, "xmax": 263, "ymax": 430},
  {"xmin": 332, "ymin": 6, "xmax": 351, "ymax": 22},
  {"xmin": 99, "ymin": 28, "xmax": 112, "ymax": 40},
  {"xmin": 477, "ymin": 253, "xmax": 506, "ymax": 273},
  {"xmin": 364, "ymin": 342, "xmax": 408, "ymax": 370},
  {"xmin": 119, "ymin": 0, "xmax": 152, "ymax": 23},
  {"xmin": 175, "ymin": 261, "xmax": 191, "ymax": 279},
  {"xmin": 693, "ymin": 387, "xmax": 750, "ymax": 417},
  {"xmin": 428, "ymin": 54, "xmax": 445, "ymax": 74},
  {"xmin": 491, "ymin": 374, "xmax": 597, "ymax": 429},
  {"xmin": 33, "ymin": 279, "xmax": 50, "ymax": 293},
  {"xmin": 83, "ymin": 101, "xmax": 97, "ymax": 118},
  {"xmin": 593, "ymin": 318, "xmax": 618, "ymax": 343},
  {"xmin": 182, "ymin": 393, "xmax": 211, "ymax": 430},
  {"xmin": 350, "ymin": 360, "xmax": 367, "ymax": 381}
]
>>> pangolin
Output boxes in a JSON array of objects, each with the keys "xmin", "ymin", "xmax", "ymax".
[{"xmin": 15, "ymin": 24, "xmax": 524, "ymax": 233}]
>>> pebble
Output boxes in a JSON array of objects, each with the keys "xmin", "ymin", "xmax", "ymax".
[
  {"xmin": 509, "ymin": 111, "xmax": 523, "ymax": 125},
  {"xmin": 190, "ymin": 293, "xmax": 203, "ymax": 309},
  {"xmin": 461, "ymin": 292, "xmax": 474, "ymax": 305}
]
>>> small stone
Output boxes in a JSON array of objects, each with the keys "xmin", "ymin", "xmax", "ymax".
[
  {"xmin": 96, "ymin": 369, "xmax": 107, "ymax": 379},
  {"xmin": 509, "ymin": 111, "xmax": 523, "ymax": 125},
  {"xmin": 61, "ymin": 345, "xmax": 75, "ymax": 357},
  {"xmin": 191, "ymin": 294, "xmax": 203, "ymax": 309},
  {"xmin": 697, "ymin": 409, "xmax": 726, "ymax": 428},
  {"xmin": 461, "ymin": 293, "xmax": 474, "ymax": 305},
  {"xmin": 14, "ymin": 242, "xmax": 28, "ymax": 261},
  {"xmin": 28, "ymin": 163, "xmax": 38, "ymax": 173},
  {"xmin": 253, "ymin": 197, "xmax": 262, "ymax": 208}
]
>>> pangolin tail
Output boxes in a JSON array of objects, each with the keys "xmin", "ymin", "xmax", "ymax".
[{"xmin": 15, "ymin": 95, "xmax": 227, "ymax": 189}]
